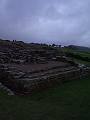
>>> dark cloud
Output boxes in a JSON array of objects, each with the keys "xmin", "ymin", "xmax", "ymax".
[{"xmin": 0, "ymin": 0, "xmax": 90, "ymax": 47}]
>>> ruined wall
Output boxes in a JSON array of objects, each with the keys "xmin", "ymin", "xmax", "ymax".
[
  {"xmin": 0, "ymin": 64, "xmax": 89, "ymax": 95},
  {"xmin": 13, "ymin": 69, "xmax": 87, "ymax": 94}
]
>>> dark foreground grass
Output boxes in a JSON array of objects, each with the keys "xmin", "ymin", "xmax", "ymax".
[{"xmin": 0, "ymin": 76, "xmax": 90, "ymax": 120}]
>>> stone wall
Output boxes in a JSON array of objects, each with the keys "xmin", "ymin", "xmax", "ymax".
[
  {"xmin": 11, "ymin": 69, "xmax": 87, "ymax": 94},
  {"xmin": 0, "ymin": 64, "xmax": 89, "ymax": 95}
]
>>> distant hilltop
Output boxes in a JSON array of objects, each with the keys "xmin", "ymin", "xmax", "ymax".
[
  {"xmin": 0, "ymin": 38, "xmax": 62, "ymax": 50},
  {"xmin": 0, "ymin": 38, "xmax": 90, "ymax": 50},
  {"xmin": 64, "ymin": 45, "xmax": 90, "ymax": 52}
]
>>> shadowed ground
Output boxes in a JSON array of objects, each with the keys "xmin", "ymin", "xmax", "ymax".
[{"xmin": 0, "ymin": 75, "xmax": 90, "ymax": 120}]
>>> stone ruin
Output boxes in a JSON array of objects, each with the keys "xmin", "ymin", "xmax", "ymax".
[
  {"xmin": 0, "ymin": 40, "xmax": 89, "ymax": 95},
  {"xmin": 0, "ymin": 61, "xmax": 89, "ymax": 95}
]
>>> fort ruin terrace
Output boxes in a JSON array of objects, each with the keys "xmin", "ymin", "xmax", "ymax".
[{"xmin": 0, "ymin": 39, "xmax": 88, "ymax": 95}]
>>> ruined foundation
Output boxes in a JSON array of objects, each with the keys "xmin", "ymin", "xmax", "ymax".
[{"xmin": 0, "ymin": 63, "xmax": 89, "ymax": 95}]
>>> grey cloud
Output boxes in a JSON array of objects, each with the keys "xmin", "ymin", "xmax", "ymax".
[{"xmin": 0, "ymin": 0, "xmax": 90, "ymax": 47}]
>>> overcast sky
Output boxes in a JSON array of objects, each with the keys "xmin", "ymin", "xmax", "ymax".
[{"xmin": 0, "ymin": 0, "xmax": 90, "ymax": 47}]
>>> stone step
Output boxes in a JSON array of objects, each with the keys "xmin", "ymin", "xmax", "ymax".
[
  {"xmin": 22, "ymin": 67, "xmax": 76, "ymax": 79},
  {"xmin": 6, "ymin": 71, "xmax": 25, "ymax": 79},
  {"xmin": 18, "ymin": 69, "xmax": 80, "ymax": 82}
]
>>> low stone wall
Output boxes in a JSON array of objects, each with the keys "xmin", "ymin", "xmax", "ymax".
[
  {"xmin": 79, "ymin": 68, "xmax": 90, "ymax": 79},
  {"xmin": 0, "ymin": 64, "xmax": 89, "ymax": 95},
  {"xmin": 0, "ymin": 82, "xmax": 14, "ymax": 95},
  {"xmin": 12, "ymin": 69, "xmax": 84, "ymax": 94}
]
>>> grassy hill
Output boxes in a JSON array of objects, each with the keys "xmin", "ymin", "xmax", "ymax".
[
  {"xmin": 63, "ymin": 45, "xmax": 90, "ymax": 64},
  {"xmin": 65, "ymin": 45, "xmax": 90, "ymax": 52}
]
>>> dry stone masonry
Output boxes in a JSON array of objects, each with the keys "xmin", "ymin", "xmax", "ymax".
[{"xmin": 0, "ymin": 39, "xmax": 89, "ymax": 95}]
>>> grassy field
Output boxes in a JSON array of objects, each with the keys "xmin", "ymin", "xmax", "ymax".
[
  {"xmin": 63, "ymin": 46, "xmax": 90, "ymax": 64},
  {"xmin": 0, "ymin": 75, "xmax": 90, "ymax": 120}
]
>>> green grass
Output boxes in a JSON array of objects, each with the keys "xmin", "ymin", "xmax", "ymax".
[
  {"xmin": 78, "ymin": 52, "xmax": 90, "ymax": 57},
  {"xmin": 63, "ymin": 47, "xmax": 90, "ymax": 64},
  {"xmin": 0, "ymin": 76, "xmax": 90, "ymax": 120},
  {"xmin": 74, "ymin": 58, "xmax": 90, "ymax": 65}
]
